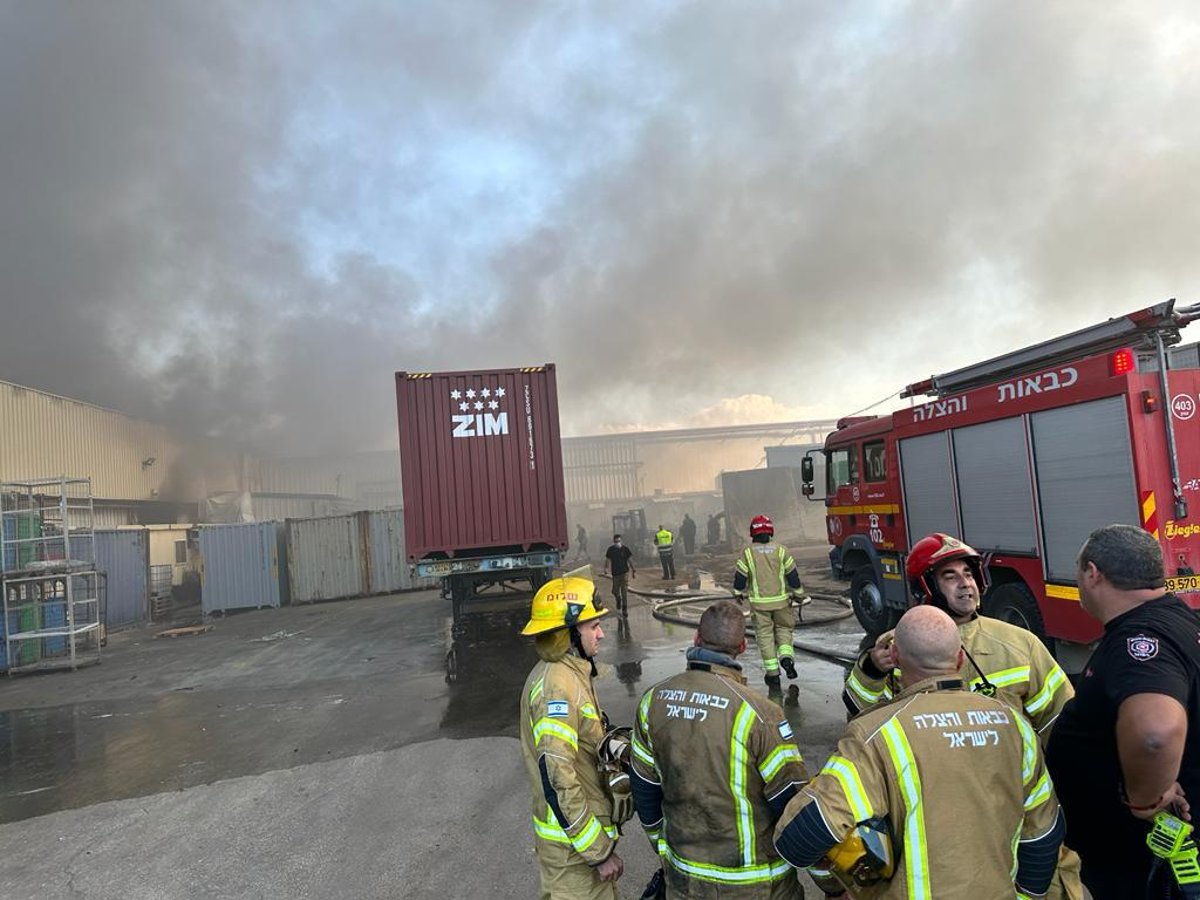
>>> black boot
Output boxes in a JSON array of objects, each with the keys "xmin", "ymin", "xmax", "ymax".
[
  {"xmin": 764, "ymin": 673, "xmax": 782, "ymax": 690},
  {"xmin": 781, "ymin": 656, "xmax": 797, "ymax": 680}
]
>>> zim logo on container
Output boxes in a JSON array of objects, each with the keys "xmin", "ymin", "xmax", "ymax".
[
  {"xmin": 449, "ymin": 385, "xmax": 510, "ymax": 438},
  {"xmin": 1127, "ymin": 634, "xmax": 1159, "ymax": 661}
]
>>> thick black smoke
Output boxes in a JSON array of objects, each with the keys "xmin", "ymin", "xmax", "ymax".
[{"xmin": 2, "ymin": 1, "xmax": 1198, "ymax": 453}]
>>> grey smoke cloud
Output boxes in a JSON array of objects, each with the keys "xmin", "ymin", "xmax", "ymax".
[{"xmin": 2, "ymin": 1, "xmax": 1199, "ymax": 454}]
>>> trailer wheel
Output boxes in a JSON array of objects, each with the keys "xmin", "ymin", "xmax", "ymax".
[
  {"xmin": 984, "ymin": 582, "xmax": 1047, "ymax": 641},
  {"xmin": 851, "ymin": 568, "xmax": 898, "ymax": 637}
]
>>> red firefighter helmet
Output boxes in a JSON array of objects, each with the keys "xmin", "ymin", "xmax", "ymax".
[
  {"xmin": 750, "ymin": 515, "xmax": 774, "ymax": 538},
  {"xmin": 906, "ymin": 532, "xmax": 988, "ymax": 603}
]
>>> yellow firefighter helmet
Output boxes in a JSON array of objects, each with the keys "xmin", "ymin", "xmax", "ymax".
[
  {"xmin": 817, "ymin": 816, "xmax": 896, "ymax": 890},
  {"xmin": 520, "ymin": 575, "xmax": 609, "ymax": 635}
]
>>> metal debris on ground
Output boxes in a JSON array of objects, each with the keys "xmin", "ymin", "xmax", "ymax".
[{"xmin": 251, "ymin": 630, "xmax": 304, "ymax": 643}]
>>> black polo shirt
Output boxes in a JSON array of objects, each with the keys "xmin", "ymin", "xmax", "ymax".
[{"xmin": 1046, "ymin": 594, "xmax": 1200, "ymax": 864}]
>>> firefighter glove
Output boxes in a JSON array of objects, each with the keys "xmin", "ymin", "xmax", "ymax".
[
  {"xmin": 601, "ymin": 761, "xmax": 635, "ymax": 825},
  {"xmin": 599, "ymin": 727, "xmax": 632, "ymax": 766}
]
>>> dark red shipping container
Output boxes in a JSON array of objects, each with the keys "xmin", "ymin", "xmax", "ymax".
[{"xmin": 396, "ymin": 364, "xmax": 569, "ymax": 562}]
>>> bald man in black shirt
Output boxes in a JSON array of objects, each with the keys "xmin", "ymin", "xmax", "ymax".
[{"xmin": 1047, "ymin": 524, "xmax": 1200, "ymax": 899}]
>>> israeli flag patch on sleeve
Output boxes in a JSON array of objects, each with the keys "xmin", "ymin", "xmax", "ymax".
[
  {"xmin": 778, "ymin": 720, "xmax": 794, "ymax": 740},
  {"xmin": 547, "ymin": 700, "xmax": 569, "ymax": 718}
]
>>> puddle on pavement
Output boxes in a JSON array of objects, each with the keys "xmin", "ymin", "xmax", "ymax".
[{"xmin": 0, "ymin": 590, "xmax": 858, "ymax": 823}]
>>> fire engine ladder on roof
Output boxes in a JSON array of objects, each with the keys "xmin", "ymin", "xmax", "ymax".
[
  {"xmin": 903, "ymin": 297, "xmax": 1200, "ymax": 522},
  {"xmin": 902, "ymin": 299, "xmax": 1200, "ymax": 399}
]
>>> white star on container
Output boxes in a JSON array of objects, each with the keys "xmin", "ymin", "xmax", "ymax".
[
  {"xmin": 474, "ymin": 401, "xmax": 484, "ymax": 410},
  {"xmin": 450, "ymin": 390, "xmax": 461, "ymax": 400},
  {"xmin": 488, "ymin": 400, "xmax": 499, "ymax": 410},
  {"xmin": 459, "ymin": 402, "xmax": 469, "ymax": 412},
  {"xmin": 466, "ymin": 389, "xmax": 476, "ymax": 399},
  {"xmin": 496, "ymin": 387, "xmax": 506, "ymax": 398},
  {"xmin": 481, "ymin": 388, "xmax": 491, "ymax": 398}
]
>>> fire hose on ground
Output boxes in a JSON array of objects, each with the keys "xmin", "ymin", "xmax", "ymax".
[{"xmin": 615, "ymin": 582, "xmax": 858, "ymax": 668}]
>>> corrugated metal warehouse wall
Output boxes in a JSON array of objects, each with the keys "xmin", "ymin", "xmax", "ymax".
[
  {"xmin": 0, "ymin": 381, "xmax": 244, "ymax": 502},
  {"xmin": 561, "ymin": 422, "xmax": 835, "ymax": 502}
]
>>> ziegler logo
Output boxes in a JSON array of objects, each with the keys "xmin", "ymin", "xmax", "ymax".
[
  {"xmin": 449, "ymin": 385, "xmax": 510, "ymax": 438},
  {"xmin": 1165, "ymin": 520, "xmax": 1200, "ymax": 539}
]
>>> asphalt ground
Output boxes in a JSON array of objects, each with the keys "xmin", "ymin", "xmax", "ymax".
[{"xmin": 0, "ymin": 558, "xmax": 863, "ymax": 898}]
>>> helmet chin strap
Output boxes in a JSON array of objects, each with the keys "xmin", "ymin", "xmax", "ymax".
[{"xmin": 569, "ymin": 626, "xmax": 599, "ymax": 677}]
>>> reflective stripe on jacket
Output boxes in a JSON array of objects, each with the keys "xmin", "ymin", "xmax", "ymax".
[
  {"xmin": 655, "ymin": 529, "xmax": 674, "ymax": 553},
  {"xmin": 843, "ymin": 615, "xmax": 1073, "ymax": 738},
  {"xmin": 631, "ymin": 659, "xmax": 808, "ymax": 895},
  {"xmin": 777, "ymin": 677, "xmax": 1061, "ymax": 899},
  {"xmin": 520, "ymin": 653, "xmax": 616, "ymax": 866},
  {"xmin": 735, "ymin": 543, "xmax": 797, "ymax": 610}
]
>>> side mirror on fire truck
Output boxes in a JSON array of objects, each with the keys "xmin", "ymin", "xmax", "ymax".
[{"xmin": 801, "ymin": 456, "xmax": 814, "ymax": 486}]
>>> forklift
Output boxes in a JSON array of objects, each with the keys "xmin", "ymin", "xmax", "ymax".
[{"xmin": 611, "ymin": 508, "xmax": 653, "ymax": 561}]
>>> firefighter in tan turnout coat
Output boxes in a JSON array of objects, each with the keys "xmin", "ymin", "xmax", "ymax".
[
  {"xmin": 520, "ymin": 575, "xmax": 624, "ymax": 899},
  {"xmin": 630, "ymin": 599, "xmax": 808, "ymax": 899},
  {"xmin": 841, "ymin": 532, "xmax": 1081, "ymax": 899},
  {"xmin": 733, "ymin": 514, "xmax": 811, "ymax": 690},
  {"xmin": 775, "ymin": 605, "xmax": 1066, "ymax": 898}
]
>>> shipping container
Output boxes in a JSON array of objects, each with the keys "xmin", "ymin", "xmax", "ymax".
[
  {"xmin": 285, "ymin": 514, "xmax": 365, "ymax": 604},
  {"xmin": 198, "ymin": 522, "xmax": 287, "ymax": 615},
  {"xmin": 395, "ymin": 365, "xmax": 568, "ymax": 603},
  {"xmin": 361, "ymin": 509, "xmax": 438, "ymax": 594},
  {"xmin": 95, "ymin": 528, "xmax": 150, "ymax": 630}
]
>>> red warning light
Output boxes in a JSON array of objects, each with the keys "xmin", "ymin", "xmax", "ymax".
[{"xmin": 1110, "ymin": 347, "xmax": 1136, "ymax": 376}]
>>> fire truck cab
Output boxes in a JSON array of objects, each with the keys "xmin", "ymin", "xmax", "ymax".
[{"xmin": 802, "ymin": 299, "xmax": 1200, "ymax": 667}]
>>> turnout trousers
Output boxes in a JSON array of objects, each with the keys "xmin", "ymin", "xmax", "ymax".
[
  {"xmin": 537, "ymin": 852, "xmax": 619, "ymax": 900},
  {"xmin": 751, "ymin": 604, "xmax": 795, "ymax": 675}
]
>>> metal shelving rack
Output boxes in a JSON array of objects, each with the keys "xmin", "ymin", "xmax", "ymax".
[{"xmin": 0, "ymin": 477, "xmax": 102, "ymax": 673}]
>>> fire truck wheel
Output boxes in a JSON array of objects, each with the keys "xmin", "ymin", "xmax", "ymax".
[
  {"xmin": 851, "ymin": 568, "xmax": 899, "ymax": 637},
  {"xmin": 983, "ymin": 582, "xmax": 1046, "ymax": 640}
]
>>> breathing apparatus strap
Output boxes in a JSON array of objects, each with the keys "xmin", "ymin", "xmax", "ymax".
[{"xmin": 960, "ymin": 644, "xmax": 998, "ymax": 698}]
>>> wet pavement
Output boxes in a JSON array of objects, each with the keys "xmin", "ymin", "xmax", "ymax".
[{"xmin": 0, "ymin": 585, "xmax": 862, "ymax": 825}]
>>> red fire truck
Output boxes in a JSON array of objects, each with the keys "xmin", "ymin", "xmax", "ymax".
[{"xmin": 802, "ymin": 299, "xmax": 1200, "ymax": 665}]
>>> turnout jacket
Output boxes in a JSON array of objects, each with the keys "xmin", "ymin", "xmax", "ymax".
[
  {"xmin": 734, "ymin": 542, "xmax": 804, "ymax": 611},
  {"xmin": 630, "ymin": 648, "xmax": 808, "ymax": 894},
  {"xmin": 776, "ymin": 677, "xmax": 1065, "ymax": 899},
  {"xmin": 843, "ymin": 614, "xmax": 1073, "ymax": 737},
  {"xmin": 521, "ymin": 652, "xmax": 617, "ymax": 867}
]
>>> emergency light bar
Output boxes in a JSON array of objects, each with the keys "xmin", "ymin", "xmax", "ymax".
[{"xmin": 903, "ymin": 300, "xmax": 1198, "ymax": 398}]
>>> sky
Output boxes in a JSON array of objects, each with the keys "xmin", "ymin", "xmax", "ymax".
[{"xmin": 3, "ymin": 1, "xmax": 1200, "ymax": 455}]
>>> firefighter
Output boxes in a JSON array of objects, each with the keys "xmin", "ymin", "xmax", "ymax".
[
  {"xmin": 630, "ymin": 599, "xmax": 808, "ymax": 898},
  {"xmin": 841, "ymin": 531, "xmax": 1081, "ymax": 898},
  {"xmin": 520, "ymin": 575, "xmax": 624, "ymax": 898},
  {"xmin": 775, "ymin": 605, "xmax": 1065, "ymax": 898},
  {"xmin": 733, "ymin": 515, "xmax": 811, "ymax": 690},
  {"xmin": 655, "ymin": 525, "xmax": 676, "ymax": 580}
]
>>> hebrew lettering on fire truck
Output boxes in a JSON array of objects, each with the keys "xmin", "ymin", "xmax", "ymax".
[{"xmin": 802, "ymin": 299, "xmax": 1200, "ymax": 656}]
